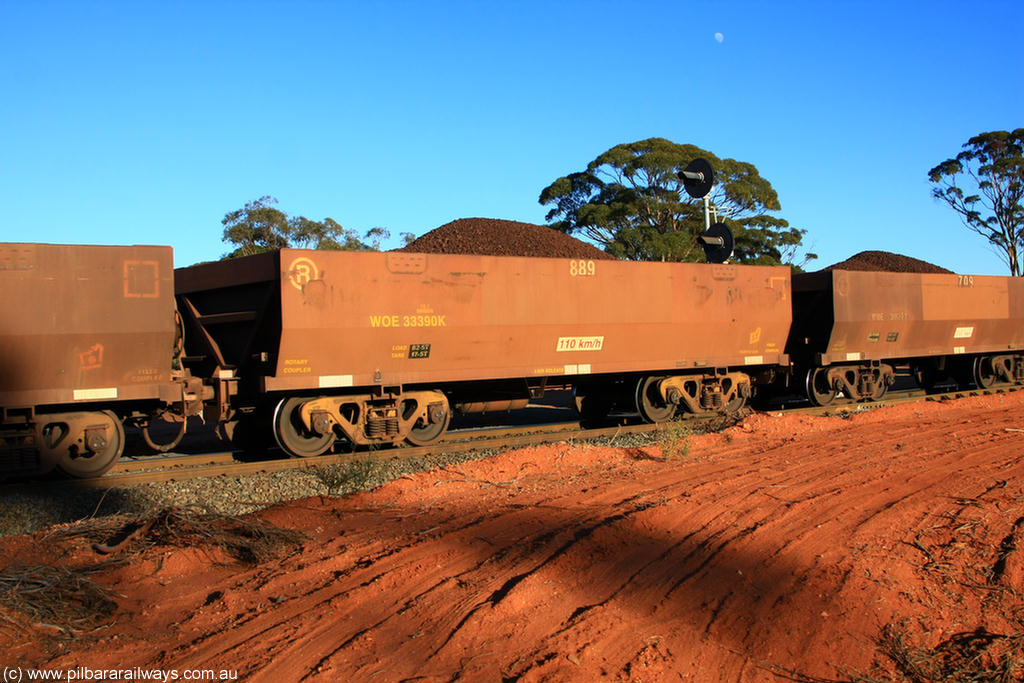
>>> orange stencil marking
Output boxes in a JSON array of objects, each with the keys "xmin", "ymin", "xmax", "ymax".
[
  {"xmin": 79, "ymin": 343, "xmax": 104, "ymax": 370},
  {"xmin": 123, "ymin": 260, "xmax": 160, "ymax": 298}
]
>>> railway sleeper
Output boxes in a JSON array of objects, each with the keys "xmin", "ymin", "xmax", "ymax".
[{"xmin": 273, "ymin": 389, "xmax": 450, "ymax": 457}]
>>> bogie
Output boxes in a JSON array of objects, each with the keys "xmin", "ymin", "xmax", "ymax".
[
  {"xmin": 270, "ymin": 390, "xmax": 451, "ymax": 457},
  {"xmin": 803, "ymin": 364, "xmax": 895, "ymax": 405}
]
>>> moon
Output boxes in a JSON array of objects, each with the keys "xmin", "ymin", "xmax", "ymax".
[{"xmin": 714, "ymin": 32, "xmax": 724, "ymax": 43}]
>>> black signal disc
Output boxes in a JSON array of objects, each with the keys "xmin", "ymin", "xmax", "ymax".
[
  {"xmin": 680, "ymin": 158, "xmax": 714, "ymax": 198},
  {"xmin": 701, "ymin": 222, "xmax": 734, "ymax": 264}
]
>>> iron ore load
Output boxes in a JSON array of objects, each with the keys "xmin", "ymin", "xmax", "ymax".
[{"xmin": 2, "ymin": 161, "xmax": 1023, "ymax": 478}]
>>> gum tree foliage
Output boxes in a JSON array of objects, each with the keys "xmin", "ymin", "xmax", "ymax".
[
  {"xmin": 361, "ymin": 228, "xmax": 417, "ymax": 250},
  {"xmin": 539, "ymin": 138, "xmax": 813, "ymax": 266},
  {"xmin": 928, "ymin": 129, "xmax": 1024, "ymax": 276},
  {"xmin": 221, "ymin": 196, "xmax": 370, "ymax": 258}
]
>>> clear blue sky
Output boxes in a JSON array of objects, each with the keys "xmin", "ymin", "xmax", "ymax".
[{"xmin": 1, "ymin": 0, "xmax": 1021, "ymax": 273}]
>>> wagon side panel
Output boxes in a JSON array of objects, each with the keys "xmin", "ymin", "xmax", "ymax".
[
  {"xmin": 799, "ymin": 270, "xmax": 1022, "ymax": 365},
  {"xmin": 0, "ymin": 243, "xmax": 175, "ymax": 411},
  {"xmin": 266, "ymin": 250, "xmax": 791, "ymax": 392}
]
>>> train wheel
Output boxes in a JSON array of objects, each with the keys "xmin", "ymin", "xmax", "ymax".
[
  {"xmin": 43, "ymin": 410, "xmax": 126, "ymax": 478},
  {"xmin": 635, "ymin": 376, "xmax": 676, "ymax": 423},
  {"xmin": 405, "ymin": 398, "xmax": 450, "ymax": 446},
  {"xmin": 273, "ymin": 397, "xmax": 335, "ymax": 457},
  {"xmin": 871, "ymin": 376, "xmax": 889, "ymax": 400},
  {"xmin": 805, "ymin": 368, "xmax": 837, "ymax": 406},
  {"xmin": 726, "ymin": 394, "xmax": 747, "ymax": 412},
  {"xmin": 973, "ymin": 356, "xmax": 998, "ymax": 389}
]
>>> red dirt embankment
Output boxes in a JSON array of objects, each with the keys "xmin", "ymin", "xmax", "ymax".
[{"xmin": 5, "ymin": 392, "xmax": 1024, "ymax": 682}]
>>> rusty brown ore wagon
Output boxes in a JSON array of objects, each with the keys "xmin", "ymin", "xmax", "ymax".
[
  {"xmin": 175, "ymin": 249, "xmax": 792, "ymax": 457},
  {"xmin": 5, "ymin": 240, "xmax": 1023, "ymax": 479},
  {"xmin": 788, "ymin": 270, "xmax": 1024, "ymax": 404},
  {"xmin": 0, "ymin": 243, "xmax": 197, "ymax": 477}
]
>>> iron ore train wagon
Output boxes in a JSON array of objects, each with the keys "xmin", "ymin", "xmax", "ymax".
[
  {"xmin": 175, "ymin": 249, "xmax": 792, "ymax": 458},
  {"xmin": 787, "ymin": 269, "xmax": 1024, "ymax": 404},
  {"xmin": 0, "ymin": 243, "xmax": 197, "ymax": 477},
  {"xmin": 1, "ymin": 240, "xmax": 1023, "ymax": 479}
]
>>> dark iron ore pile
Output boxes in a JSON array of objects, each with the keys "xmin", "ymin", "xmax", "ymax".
[
  {"xmin": 401, "ymin": 218, "xmax": 952, "ymax": 276},
  {"xmin": 399, "ymin": 218, "xmax": 616, "ymax": 260},
  {"xmin": 822, "ymin": 250, "xmax": 952, "ymax": 274}
]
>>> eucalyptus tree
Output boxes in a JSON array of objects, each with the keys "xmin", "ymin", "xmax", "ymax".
[
  {"xmin": 221, "ymin": 196, "xmax": 368, "ymax": 259},
  {"xmin": 928, "ymin": 129, "xmax": 1024, "ymax": 276},
  {"xmin": 539, "ymin": 138, "xmax": 812, "ymax": 266}
]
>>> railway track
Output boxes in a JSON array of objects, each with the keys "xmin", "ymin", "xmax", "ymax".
[
  {"xmin": 65, "ymin": 420, "xmax": 668, "ymax": 488},
  {"xmin": 7, "ymin": 385, "xmax": 1021, "ymax": 491}
]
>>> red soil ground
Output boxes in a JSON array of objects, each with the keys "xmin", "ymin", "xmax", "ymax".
[{"xmin": 5, "ymin": 392, "xmax": 1024, "ymax": 682}]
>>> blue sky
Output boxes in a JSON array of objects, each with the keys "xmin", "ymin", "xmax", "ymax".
[{"xmin": 1, "ymin": 0, "xmax": 1021, "ymax": 273}]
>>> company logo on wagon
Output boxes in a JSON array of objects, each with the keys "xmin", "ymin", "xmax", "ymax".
[{"xmin": 287, "ymin": 257, "xmax": 319, "ymax": 290}]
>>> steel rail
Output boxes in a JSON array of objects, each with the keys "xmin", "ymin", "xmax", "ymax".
[
  {"xmin": 6, "ymin": 385, "xmax": 1021, "ymax": 492},
  {"xmin": 52, "ymin": 420, "xmax": 672, "ymax": 489}
]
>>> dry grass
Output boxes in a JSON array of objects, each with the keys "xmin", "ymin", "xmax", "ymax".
[
  {"xmin": 772, "ymin": 624, "xmax": 1024, "ymax": 682},
  {"xmin": 51, "ymin": 506, "xmax": 308, "ymax": 564},
  {"xmin": 657, "ymin": 420, "xmax": 693, "ymax": 461},
  {"xmin": 0, "ymin": 564, "xmax": 117, "ymax": 634},
  {"xmin": 866, "ymin": 624, "xmax": 1024, "ymax": 683},
  {"xmin": 0, "ymin": 507, "xmax": 306, "ymax": 645},
  {"xmin": 310, "ymin": 456, "xmax": 383, "ymax": 496}
]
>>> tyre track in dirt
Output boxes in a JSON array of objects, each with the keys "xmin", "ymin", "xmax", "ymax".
[
  {"xmin": 332, "ymin": 397, "xmax": 1024, "ymax": 681},
  {"xmin": 11, "ymin": 392, "xmax": 1024, "ymax": 682},
  {"xmin": 144, "ymin": 487, "xmax": 682, "ymax": 680}
]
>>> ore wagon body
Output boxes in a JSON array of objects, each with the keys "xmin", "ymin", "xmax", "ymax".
[
  {"xmin": 176, "ymin": 249, "xmax": 792, "ymax": 455},
  {"xmin": 0, "ymin": 243, "xmax": 180, "ymax": 476},
  {"xmin": 788, "ymin": 269, "xmax": 1024, "ymax": 404}
]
